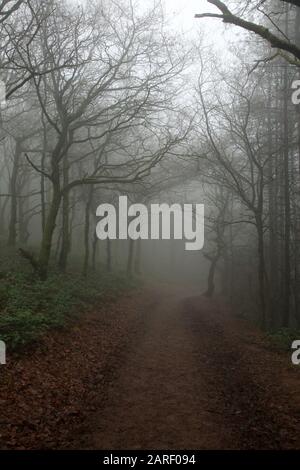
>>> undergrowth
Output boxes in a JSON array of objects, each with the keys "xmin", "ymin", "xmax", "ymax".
[
  {"xmin": 0, "ymin": 251, "xmax": 140, "ymax": 350},
  {"xmin": 268, "ymin": 328, "xmax": 300, "ymax": 351}
]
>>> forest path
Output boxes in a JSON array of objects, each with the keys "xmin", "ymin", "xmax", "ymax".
[{"xmin": 78, "ymin": 286, "xmax": 300, "ymax": 450}]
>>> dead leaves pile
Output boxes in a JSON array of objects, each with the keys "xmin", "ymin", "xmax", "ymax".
[{"xmin": 0, "ymin": 291, "xmax": 145, "ymax": 449}]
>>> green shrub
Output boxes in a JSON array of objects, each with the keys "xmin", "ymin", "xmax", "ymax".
[
  {"xmin": 268, "ymin": 328, "xmax": 300, "ymax": 351},
  {"xmin": 0, "ymin": 260, "xmax": 139, "ymax": 350},
  {"xmin": 0, "ymin": 309, "xmax": 50, "ymax": 349}
]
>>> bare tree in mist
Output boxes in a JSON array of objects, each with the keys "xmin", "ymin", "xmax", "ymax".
[
  {"xmin": 192, "ymin": 2, "xmax": 300, "ymax": 329},
  {"xmin": 1, "ymin": 0, "xmax": 192, "ymax": 279},
  {"xmin": 196, "ymin": 0, "xmax": 300, "ymax": 65},
  {"xmin": 1, "ymin": 0, "xmax": 300, "ymax": 332}
]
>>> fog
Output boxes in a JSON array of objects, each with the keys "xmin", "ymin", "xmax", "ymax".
[
  {"xmin": 0, "ymin": 0, "xmax": 299, "ymax": 329},
  {"xmin": 2, "ymin": 0, "xmax": 300, "ymax": 454}
]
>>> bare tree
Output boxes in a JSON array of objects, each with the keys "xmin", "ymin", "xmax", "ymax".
[
  {"xmin": 195, "ymin": 0, "xmax": 300, "ymax": 65},
  {"xmin": 17, "ymin": 0, "xmax": 191, "ymax": 279}
]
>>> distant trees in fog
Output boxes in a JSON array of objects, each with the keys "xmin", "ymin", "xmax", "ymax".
[
  {"xmin": 0, "ymin": 0, "xmax": 191, "ymax": 279},
  {"xmin": 1, "ymin": 0, "xmax": 300, "ymax": 331},
  {"xmin": 195, "ymin": 1, "xmax": 300, "ymax": 329}
]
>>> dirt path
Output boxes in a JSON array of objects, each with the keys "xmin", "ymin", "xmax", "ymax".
[
  {"xmin": 77, "ymin": 286, "xmax": 300, "ymax": 450},
  {"xmin": 2, "ymin": 285, "xmax": 300, "ymax": 449}
]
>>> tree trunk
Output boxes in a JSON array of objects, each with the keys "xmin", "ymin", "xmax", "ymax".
[
  {"xmin": 8, "ymin": 141, "xmax": 21, "ymax": 247},
  {"xmin": 58, "ymin": 158, "xmax": 70, "ymax": 272},
  {"xmin": 38, "ymin": 186, "xmax": 61, "ymax": 280},
  {"xmin": 204, "ymin": 255, "xmax": 219, "ymax": 297},
  {"xmin": 106, "ymin": 238, "xmax": 112, "ymax": 272},
  {"xmin": 18, "ymin": 196, "xmax": 29, "ymax": 245},
  {"xmin": 0, "ymin": 196, "xmax": 9, "ymax": 237},
  {"xmin": 92, "ymin": 231, "xmax": 98, "ymax": 271},
  {"xmin": 82, "ymin": 186, "xmax": 94, "ymax": 278},
  {"xmin": 127, "ymin": 238, "xmax": 134, "ymax": 276},
  {"xmin": 282, "ymin": 27, "xmax": 291, "ymax": 327},
  {"xmin": 268, "ymin": 76, "xmax": 279, "ymax": 328},
  {"xmin": 41, "ymin": 115, "xmax": 47, "ymax": 234},
  {"xmin": 134, "ymin": 239, "xmax": 142, "ymax": 275},
  {"xmin": 256, "ymin": 216, "xmax": 267, "ymax": 330}
]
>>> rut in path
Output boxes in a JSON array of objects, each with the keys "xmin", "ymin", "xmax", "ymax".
[{"xmin": 77, "ymin": 287, "xmax": 300, "ymax": 450}]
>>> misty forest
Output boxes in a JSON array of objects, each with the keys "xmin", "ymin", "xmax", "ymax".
[{"xmin": 1, "ymin": 0, "xmax": 300, "ymax": 451}]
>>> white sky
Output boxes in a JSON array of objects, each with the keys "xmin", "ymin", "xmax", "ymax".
[
  {"xmin": 163, "ymin": 0, "xmax": 238, "ymax": 53},
  {"xmin": 164, "ymin": 0, "xmax": 211, "ymax": 34},
  {"xmin": 74, "ymin": 0, "xmax": 239, "ymax": 57}
]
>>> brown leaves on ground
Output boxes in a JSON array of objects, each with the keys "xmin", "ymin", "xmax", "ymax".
[
  {"xmin": 0, "ymin": 290, "xmax": 148, "ymax": 449},
  {"xmin": 1, "ymin": 285, "xmax": 300, "ymax": 450},
  {"xmin": 184, "ymin": 295, "xmax": 300, "ymax": 449}
]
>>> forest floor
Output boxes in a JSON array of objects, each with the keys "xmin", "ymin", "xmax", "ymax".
[{"xmin": 1, "ymin": 284, "xmax": 300, "ymax": 449}]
